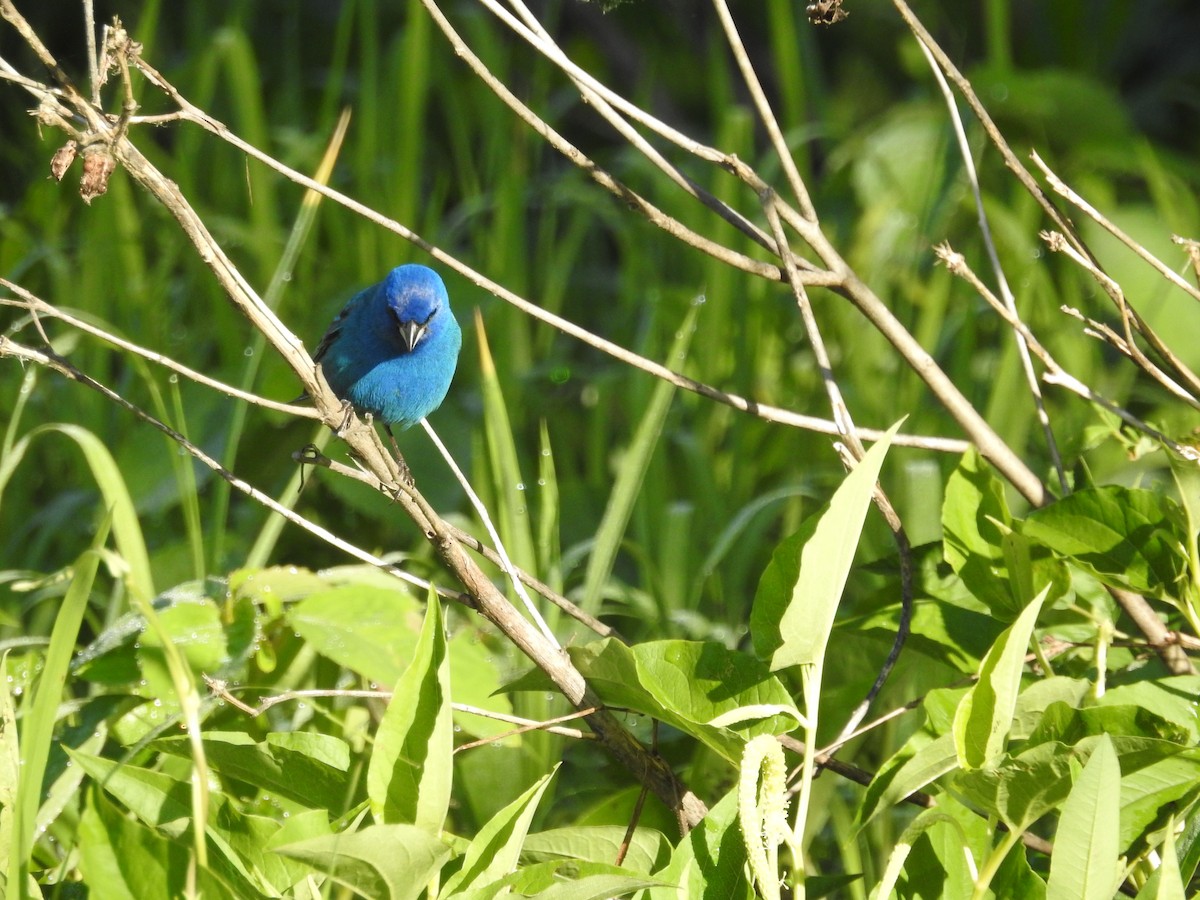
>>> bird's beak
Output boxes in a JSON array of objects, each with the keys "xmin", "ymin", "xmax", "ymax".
[{"xmin": 399, "ymin": 321, "xmax": 427, "ymax": 352}]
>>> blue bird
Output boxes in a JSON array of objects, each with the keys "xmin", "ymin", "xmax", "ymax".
[{"xmin": 314, "ymin": 264, "xmax": 462, "ymax": 433}]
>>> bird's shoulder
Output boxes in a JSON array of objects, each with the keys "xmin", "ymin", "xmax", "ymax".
[{"xmin": 313, "ymin": 285, "xmax": 376, "ymax": 363}]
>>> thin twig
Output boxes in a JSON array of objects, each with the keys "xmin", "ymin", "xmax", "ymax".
[
  {"xmin": 914, "ymin": 37, "xmax": 1066, "ymax": 495},
  {"xmin": 711, "ymin": 0, "xmax": 816, "ymax": 223},
  {"xmin": 421, "ymin": 418, "xmax": 559, "ymax": 647},
  {"xmin": 0, "ymin": 337, "xmax": 454, "ymax": 600},
  {"xmin": 292, "ymin": 445, "xmax": 616, "ymax": 638},
  {"xmin": 0, "ymin": 286, "xmax": 321, "ymax": 419}
]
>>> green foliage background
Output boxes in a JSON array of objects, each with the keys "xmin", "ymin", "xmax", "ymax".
[{"xmin": 4, "ymin": 0, "xmax": 1200, "ymax": 896}]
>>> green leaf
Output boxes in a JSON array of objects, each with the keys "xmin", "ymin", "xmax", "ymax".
[
  {"xmin": 942, "ymin": 448, "xmax": 1016, "ymax": 615},
  {"xmin": 441, "ymin": 768, "xmax": 557, "ymax": 894},
  {"xmin": 1118, "ymin": 755, "xmax": 1200, "ymax": 855},
  {"xmin": 153, "ymin": 731, "xmax": 350, "ymax": 810},
  {"xmin": 953, "ymin": 585, "xmax": 1049, "ymax": 770},
  {"xmin": 842, "ymin": 599, "xmax": 1000, "ymax": 674},
  {"xmin": 68, "ymin": 750, "xmax": 192, "ymax": 836},
  {"xmin": 750, "ymin": 516, "xmax": 818, "ymax": 661},
  {"xmin": 0, "ymin": 654, "xmax": 16, "ymax": 889},
  {"xmin": 957, "ymin": 735, "xmax": 1183, "ymax": 833},
  {"xmin": 368, "ymin": 596, "xmax": 453, "ymax": 831},
  {"xmin": 560, "ymin": 639, "xmax": 801, "ymax": 761},
  {"xmin": 1046, "ymin": 735, "xmax": 1121, "ymax": 900},
  {"xmin": 476, "ymin": 313, "xmax": 538, "ymax": 579},
  {"xmin": 521, "ymin": 826, "xmax": 671, "ymax": 875},
  {"xmin": 647, "ymin": 788, "xmax": 752, "ymax": 900},
  {"xmin": 10, "ymin": 517, "xmax": 109, "ymax": 891},
  {"xmin": 77, "ymin": 788, "xmax": 239, "ymax": 900},
  {"xmin": 274, "ymin": 823, "xmax": 451, "ymax": 900},
  {"xmin": 1023, "ymin": 486, "xmax": 1188, "ymax": 596},
  {"xmin": 136, "ymin": 592, "xmax": 231, "ymax": 709},
  {"xmin": 860, "ymin": 733, "xmax": 958, "ymax": 826},
  {"xmin": 1138, "ymin": 815, "xmax": 1186, "ymax": 900},
  {"xmin": 1100, "ymin": 677, "xmax": 1200, "ymax": 745},
  {"xmin": 287, "ymin": 585, "xmax": 422, "ymax": 686},
  {"xmin": 872, "ymin": 809, "xmax": 975, "ymax": 900},
  {"xmin": 451, "ymin": 860, "xmax": 669, "ymax": 900},
  {"xmin": 770, "ymin": 421, "xmax": 901, "ymax": 671},
  {"xmin": 956, "ymin": 740, "xmax": 1077, "ymax": 832},
  {"xmin": 990, "ymin": 842, "xmax": 1048, "ymax": 900}
]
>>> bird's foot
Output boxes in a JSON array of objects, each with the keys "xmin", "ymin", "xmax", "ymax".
[{"xmin": 334, "ymin": 400, "xmax": 355, "ymax": 436}]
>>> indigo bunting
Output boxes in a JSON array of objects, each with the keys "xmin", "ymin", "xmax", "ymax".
[{"xmin": 315, "ymin": 264, "xmax": 462, "ymax": 430}]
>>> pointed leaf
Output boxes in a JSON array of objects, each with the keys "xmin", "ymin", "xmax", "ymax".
[
  {"xmin": 1046, "ymin": 735, "xmax": 1121, "ymax": 900},
  {"xmin": 1023, "ymin": 486, "xmax": 1188, "ymax": 596},
  {"xmin": 953, "ymin": 585, "xmax": 1049, "ymax": 770},
  {"xmin": 441, "ymin": 768, "xmax": 557, "ymax": 893},
  {"xmin": 274, "ymin": 823, "xmax": 451, "ymax": 900},
  {"xmin": 771, "ymin": 422, "xmax": 901, "ymax": 671},
  {"xmin": 368, "ymin": 596, "xmax": 453, "ymax": 830}
]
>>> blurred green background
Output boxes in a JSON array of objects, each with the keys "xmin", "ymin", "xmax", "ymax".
[{"xmin": 3, "ymin": 0, "xmax": 1199, "ymax": 646}]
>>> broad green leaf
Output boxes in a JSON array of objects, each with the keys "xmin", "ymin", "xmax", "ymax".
[
  {"xmin": 956, "ymin": 740, "xmax": 1077, "ymax": 831},
  {"xmin": 1023, "ymin": 701, "xmax": 1191, "ymax": 750},
  {"xmin": 990, "ymin": 842, "xmax": 1048, "ymax": 900},
  {"xmin": 647, "ymin": 788, "xmax": 752, "ymax": 900},
  {"xmin": 531, "ymin": 872, "xmax": 669, "ymax": 900},
  {"xmin": 770, "ymin": 421, "xmax": 901, "ymax": 671},
  {"xmin": 1100, "ymin": 677, "xmax": 1200, "ymax": 744},
  {"xmin": 1137, "ymin": 815, "xmax": 1186, "ymax": 900},
  {"xmin": 561, "ymin": 639, "xmax": 801, "ymax": 761},
  {"xmin": 860, "ymin": 733, "xmax": 958, "ymax": 826},
  {"xmin": 368, "ymin": 596, "xmax": 453, "ymax": 831},
  {"xmin": 440, "ymin": 767, "xmax": 557, "ymax": 894},
  {"xmin": 942, "ymin": 448, "xmax": 1016, "ymax": 615},
  {"xmin": 1023, "ymin": 486, "xmax": 1188, "ymax": 597},
  {"xmin": 580, "ymin": 302, "xmax": 700, "ymax": 617},
  {"xmin": 287, "ymin": 585, "xmax": 422, "ymax": 685},
  {"xmin": 77, "ymin": 788, "xmax": 243, "ymax": 900},
  {"xmin": 953, "ymin": 585, "xmax": 1049, "ymax": 770},
  {"xmin": 274, "ymin": 823, "xmax": 451, "ymax": 900},
  {"xmin": 137, "ymin": 593, "xmax": 230, "ymax": 708},
  {"xmin": 11, "ymin": 518, "xmax": 109, "ymax": 892},
  {"xmin": 750, "ymin": 515, "xmax": 818, "ymax": 661},
  {"xmin": 1118, "ymin": 755, "xmax": 1200, "ymax": 855},
  {"xmin": 841, "ymin": 599, "xmax": 1001, "ymax": 674},
  {"xmin": 447, "ymin": 628, "xmax": 514, "ymax": 740},
  {"xmin": 522, "ymin": 825, "xmax": 672, "ymax": 875},
  {"xmin": 1046, "ymin": 735, "xmax": 1121, "ymax": 900},
  {"xmin": 871, "ymin": 809, "xmax": 973, "ymax": 900},
  {"xmin": 1010, "ymin": 678, "xmax": 1091, "ymax": 741},
  {"xmin": 153, "ymin": 731, "xmax": 349, "ymax": 811},
  {"xmin": 229, "ymin": 565, "xmax": 332, "ymax": 615},
  {"xmin": 901, "ymin": 796, "xmax": 991, "ymax": 900},
  {"xmin": 69, "ymin": 750, "xmax": 192, "ymax": 835},
  {"xmin": 452, "ymin": 860, "xmax": 669, "ymax": 900},
  {"xmin": 957, "ymin": 735, "xmax": 1183, "ymax": 833}
]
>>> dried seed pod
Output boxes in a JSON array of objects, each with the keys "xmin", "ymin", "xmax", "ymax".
[
  {"xmin": 807, "ymin": 0, "xmax": 848, "ymax": 26},
  {"xmin": 79, "ymin": 146, "xmax": 117, "ymax": 204},
  {"xmin": 49, "ymin": 140, "xmax": 78, "ymax": 182}
]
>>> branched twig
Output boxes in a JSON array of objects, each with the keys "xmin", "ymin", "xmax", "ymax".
[
  {"xmin": 914, "ymin": 36, "xmax": 1066, "ymax": 495},
  {"xmin": 0, "ymin": 286, "xmax": 321, "ymax": 419}
]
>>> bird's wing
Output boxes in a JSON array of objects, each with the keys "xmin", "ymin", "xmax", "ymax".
[{"xmin": 313, "ymin": 295, "xmax": 358, "ymax": 364}]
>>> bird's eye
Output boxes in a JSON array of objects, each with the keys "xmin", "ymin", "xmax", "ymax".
[{"xmin": 418, "ymin": 305, "xmax": 438, "ymax": 327}]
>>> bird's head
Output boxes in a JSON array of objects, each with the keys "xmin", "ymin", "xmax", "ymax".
[{"xmin": 383, "ymin": 264, "xmax": 451, "ymax": 353}]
